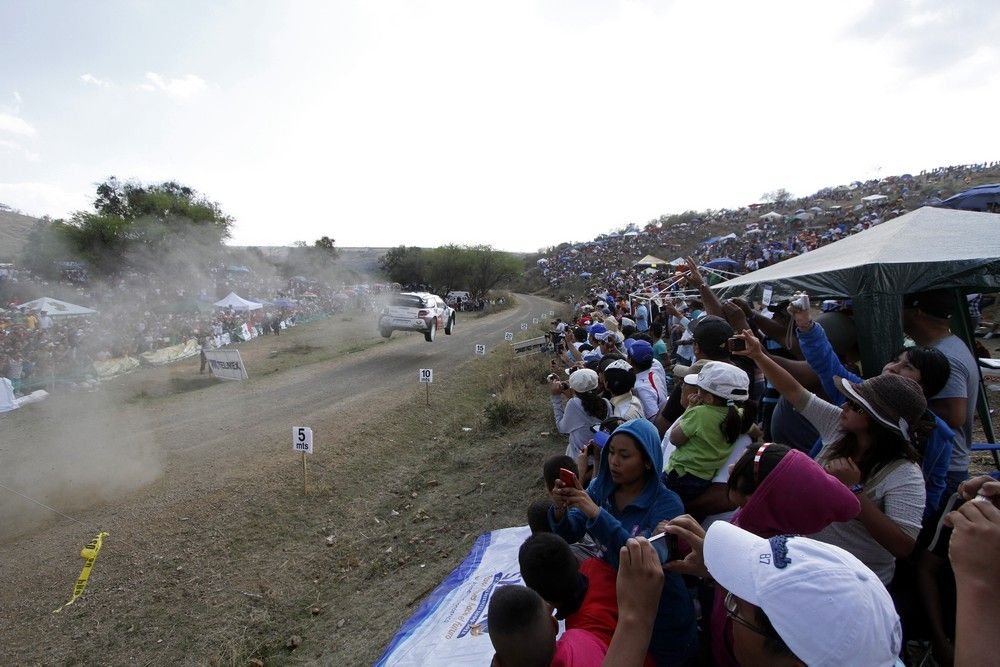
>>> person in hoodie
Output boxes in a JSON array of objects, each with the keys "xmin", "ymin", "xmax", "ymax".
[
  {"xmin": 549, "ymin": 418, "xmax": 697, "ymax": 665},
  {"xmin": 700, "ymin": 442, "xmax": 861, "ymax": 667},
  {"xmin": 789, "ymin": 298, "xmax": 954, "ymax": 520}
]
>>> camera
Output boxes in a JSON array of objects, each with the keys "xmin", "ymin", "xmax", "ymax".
[
  {"xmin": 727, "ymin": 336, "xmax": 747, "ymax": 352},
  {"xmin": 791, "ymin": 293, "xmax": 810, "ymax": 311}
]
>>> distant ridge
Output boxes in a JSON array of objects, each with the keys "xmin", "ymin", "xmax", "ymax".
[{"xmin": 0, "ymin": 208, "xmax": 42, "ymax": 261}]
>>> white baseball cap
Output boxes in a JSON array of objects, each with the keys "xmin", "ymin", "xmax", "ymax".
[
  {"xmin": 567, "ymin": 368, "xmax": 599, "ymax": 393},
  {"xmin": 683, "ymin": 360, "xmax": 749, "ymax": 401},
  {"xmin": 704, "ymin": 522, "xmax": 902, "ymax": 667}
]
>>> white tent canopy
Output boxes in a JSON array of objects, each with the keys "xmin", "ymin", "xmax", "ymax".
[
  {"xmin": 213, "ymin": 292, "xmax": 263, "ymax": 311},
  {"xmin": 632, "ymin": 254, "xmax": 670, "ymax": 269},
  {"xmin": 17, "ymin": 296, "xmax": 97, "ymax": 317},
  {"xmin": 861, "ymin": 194, "xmax": 889, "ymax": 203},
  {"xmin": 759, "ymin": 211, "xmax": 784, "ymax": 222}
]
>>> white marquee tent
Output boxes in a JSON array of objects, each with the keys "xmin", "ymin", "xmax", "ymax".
[
  {"xmin": 213, "ymin": 292, "xmax": 263, "ymax": 311},
  {"xmin": 17, "ymin": 296, "xmax": 97, "ymax": 317}
]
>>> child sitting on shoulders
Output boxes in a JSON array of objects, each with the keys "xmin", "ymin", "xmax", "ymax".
[{"xmin": 665, "ymin": 361, "xmax": 756, "ymax": 504}]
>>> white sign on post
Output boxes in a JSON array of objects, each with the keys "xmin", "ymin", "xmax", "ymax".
[
  {"xmin": 761, "ymin": 285, "xmax": 774, "ymax": 307},
  {"xmin": 419, "ymin": 368, "xmax": 434, "ymax": 383},
  {"xmin": 549, "ymin": 310, "xmax": 554, "ymax": 316},
  {"xmin": 504, "ymin": 332, "xmax": 513, "ymax": 341},
  {"xmin": 204, "ymin": 349, "xmax": 249, "ymax": 380},
  {"xmin": 474, "ymin": 344, "xmax": 486, "ymax": 355},
  {"xmin": 520, "ymin": 323, "xmax": 528, "ymax": 331},
  {"xmin": 532, "ymin": 318, "xmax": 539, "ymax": 324},
  {"xmin": 293, "ymin": 426, "xmax": 313, "ymax": 454}
]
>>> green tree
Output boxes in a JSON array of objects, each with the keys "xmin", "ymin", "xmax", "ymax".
[
  {"xmin": 58, "ymin": 177, "xmax": 233, "ymax": 275},
  {"xmin": 19, "ymin": 218, "xmax": 74, "ymax": 277},
  {"xmin": 378, "ymin": 246, "xmax": 427, "ymax": 285},
  {"xmin": 425, "ymin": 244, "xmax": 470, "ymax": 296},
  {"xmin": 313, "ymin": 236, "xmax": 338, "ymax": 257},
  {"xmin": 761, "ymin": 188, "xmax": 792, "ymax": 206},
  {"xmin": 464, "ymin": 245, "xmax": 521, "ymax": 299}
]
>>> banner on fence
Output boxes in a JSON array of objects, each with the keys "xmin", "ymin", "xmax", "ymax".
[
  {"xmin": 204, "ymin": 349, "xmax": 249, "ymax": 380},
  {"xmin": 375, "ymin": 526, "xmax": 530, "ymax": 666}
]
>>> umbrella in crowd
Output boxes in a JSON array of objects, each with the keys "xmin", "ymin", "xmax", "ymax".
[
  {"xmin": 704, "ymin": 257, "xmax": 739, "ymax": 269},
  {"xmin": 936, "ymin": 183, "xmax": 1000, "ymax": 213}
]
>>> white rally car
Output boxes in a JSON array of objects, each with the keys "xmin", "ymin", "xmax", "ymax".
[{"xmin": 378, "ymin": 292, "xmax": 456, "ymax": 342}]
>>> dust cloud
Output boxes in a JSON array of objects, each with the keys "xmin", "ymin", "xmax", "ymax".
[{"xmin": 0, "ymin": 391, "xmax": 161, "ymax": 542}]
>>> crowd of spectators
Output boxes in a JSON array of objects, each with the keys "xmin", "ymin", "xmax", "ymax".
[
  {"xmin": 532, "ymin": 161, "xmax": 1000, "ymax": 298},
  {"xmin": 496, "ymin": 229, "xmax": 998, "ymax": 665},
  {"xmin": 0, "ymin": 264, "xmax": 383, "ymax": 395}
]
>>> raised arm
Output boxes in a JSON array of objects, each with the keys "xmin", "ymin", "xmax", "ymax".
[
  {"xmin": 683, "ymin": 256, "xmax": 724, "ymax": 317},
  {"xmin": 732, "ymin": 329, "xmax": 810, "ymax": 410}
]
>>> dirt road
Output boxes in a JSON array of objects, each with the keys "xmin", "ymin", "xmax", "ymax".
[{"xmin": 0, "ymin": 294, "xmax": 561, "ymax": 665}]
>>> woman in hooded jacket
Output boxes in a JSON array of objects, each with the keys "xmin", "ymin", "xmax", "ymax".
[{"xmin": 549, "ymin": 419, "xmax": 697, "ymax": 666}]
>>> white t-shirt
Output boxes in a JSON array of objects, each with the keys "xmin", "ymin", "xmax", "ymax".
[{"xmin": 799, "ymin": 393, "xmax": 925, "ymax": 584}]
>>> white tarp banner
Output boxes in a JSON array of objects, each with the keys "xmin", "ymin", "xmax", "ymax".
[
  {"xmin": 376, "ymin": 526, "xmax": 530, "ymax": 666},
  {"xmin": 203, "ymin": 349, "xmax": 248, "ymax": 381}
]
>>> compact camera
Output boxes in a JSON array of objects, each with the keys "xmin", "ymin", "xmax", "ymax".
[{"xmin": 790, "ymin": 293, "xmax": 810, "ymax": 311}]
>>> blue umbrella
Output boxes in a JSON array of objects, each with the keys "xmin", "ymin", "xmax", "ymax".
[
  {"xmin": 704, "ymin": 258, "xmax": 739, "ymax": 269},
  {"xmin": 579, "ymin": 272, "xmax": 593, "ymax": 278},
  {"xmin": 936, "ymin": 183, "xmax": 1000, "ymax": 212}
]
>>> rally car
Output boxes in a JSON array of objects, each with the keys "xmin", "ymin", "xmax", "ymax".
[{"xmin": 378, "ymin": 292, "xmax": 456, "ymax": 342}]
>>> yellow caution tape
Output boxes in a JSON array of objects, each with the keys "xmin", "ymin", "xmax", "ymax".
[{"xmin": 53, "ymin": 531, "xmax": 109, "ymax": 613}]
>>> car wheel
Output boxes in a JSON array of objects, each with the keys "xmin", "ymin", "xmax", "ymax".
[
  {"xmin": 445, "ymin": 314, "xmax": 455, "ymax": 335},
  {"xmin": 424, "ymin": 320, "xmax": 437, "ymax": 342},
  {"xmin": 380, "ymin": 327, "xmax": 392, "ymax": 338}
]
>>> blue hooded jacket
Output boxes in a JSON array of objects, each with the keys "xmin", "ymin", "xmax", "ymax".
[{"xmin": 549, "ymin": 419, "xmax": 696, "ymax": 665}]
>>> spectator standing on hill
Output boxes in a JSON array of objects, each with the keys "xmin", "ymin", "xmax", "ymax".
[
  {"xmin": 634, "ymin": 300, "xmax": 649, "ymax": 332},
  {"xmin": 902, "ymin": 290, "xmax": 979, "ymax": 497}
]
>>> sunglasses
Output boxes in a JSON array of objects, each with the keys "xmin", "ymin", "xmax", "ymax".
[
  {"xmin": 724, "ymin": 591, "xmax": 774, "ymax": 638},
  {"xmin": 843, "ymin": 399, "xmax": 865, "ymax": 414}
]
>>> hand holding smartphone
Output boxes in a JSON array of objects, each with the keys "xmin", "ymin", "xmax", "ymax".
[
  {"xmin": 559, "ymin": 467, "xmax": 579, "ymax": 489},
  {"xmin": 648, "ymin": 532, "xmax": 680, "ymax": 564}
]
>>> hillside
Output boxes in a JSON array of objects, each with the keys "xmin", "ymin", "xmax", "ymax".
[{"xmin": 0, "ymin": 208, "xmax": 41, "ymax": 262}]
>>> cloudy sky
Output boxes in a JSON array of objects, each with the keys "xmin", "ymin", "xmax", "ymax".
[{"xmin": 1, "ymin": 1, "xmax": 997, "ymax": 253}]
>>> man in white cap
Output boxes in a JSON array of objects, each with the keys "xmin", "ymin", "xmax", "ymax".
[{"xmin": 661, "ymin": 517, "xmax": 903, "ymax": 667}]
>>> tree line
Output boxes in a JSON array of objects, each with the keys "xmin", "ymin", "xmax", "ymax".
[
  {"xmin": 19, "ymin": 177, "xmax": 340, "ymax": 280},
  {"xmin": 378, "ymin": 245, "xmax": 523, "ymax": 299}
]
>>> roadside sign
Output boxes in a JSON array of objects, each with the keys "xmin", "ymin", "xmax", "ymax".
[
  {"xmin": 532, "ymin": 318, "xmax": 538, "ymax": 324},
  {"xmin": 419, "ymin": 368, "xmax": 434, "ymax": 383},
  {"xmin": 293, "ymin": 426, "xmax": 313, "ymax": 454},
  {"xmin": 474, "ymin": 344, "xmax": 486, "ymax": 355},
  {"xmin": 549, "ymin": 310, "xmax": 554, "ymax": 316},
  {"xmin": 504, "ymin": 332, "xmax": 513, "ymax": 341},
  {"xmin": 520, "ymin": 323, "xmax": 528, "ymax": 330}
]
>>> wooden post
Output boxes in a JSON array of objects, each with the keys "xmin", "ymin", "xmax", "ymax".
[
  {"xmin": 302, "ymin": 451, "xmax": 308, "ymax": 495},
  {"xmin": 425, "ymin": 382, "xmax": 430, "ymax": 406}
]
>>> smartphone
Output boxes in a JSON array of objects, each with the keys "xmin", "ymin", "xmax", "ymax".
[
  {"xmin": 648, "ymin": 532, "xmax": 680, "ymax": 564},
  {"xmin": 727, "ymin": 337, "xmax": 747, "ymax": 352},
  {"xmin": 559, "ymin": 468, "xmax": 578, "ymax": 488}
]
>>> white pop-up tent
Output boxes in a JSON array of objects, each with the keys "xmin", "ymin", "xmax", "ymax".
[
  {"xmin": 632, "ymin": 254, "xmax": 670, "ymax": 269},
  {"xmin": 213, "ymin": 292, "xmax": 263, "ymax": 311},
  {"xmin": 861, "ymin": 194, "xmax": 889, "ymax": 203},
  {"xmin": 18, "ymin": 296, "xmax": 97, "ymax": 317}
]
